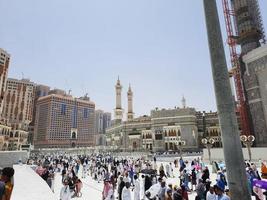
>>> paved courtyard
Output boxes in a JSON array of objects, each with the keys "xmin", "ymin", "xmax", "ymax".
[{"xmin": 53, "ymin": 162, "xmax": 201, "ymax": 200}]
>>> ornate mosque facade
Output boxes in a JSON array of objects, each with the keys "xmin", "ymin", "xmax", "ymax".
[{"xmin": 105, "ymin": 79, "xmax": 222, "ymax": 152}]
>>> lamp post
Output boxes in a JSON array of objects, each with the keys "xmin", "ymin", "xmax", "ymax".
[
  {"xmin": 240, "ymin": 135, "xmax": 255, "ymax": 161},
  {"xmin": 201, "ymin": 137, "xmax": 215, "ymax": 164}
]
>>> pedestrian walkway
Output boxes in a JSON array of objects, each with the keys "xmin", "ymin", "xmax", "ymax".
[
  {"xmin": 11, "ymin": 165, "xmax": 56, "ymax": 200},
  {"xmin": 9, "ymin": 155, "xmax": 265, "ymax": 200}
]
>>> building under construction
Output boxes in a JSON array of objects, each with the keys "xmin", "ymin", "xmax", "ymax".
[{"xmin": 222, "ymin": 0, "xmax": 267, "ymax": 146}]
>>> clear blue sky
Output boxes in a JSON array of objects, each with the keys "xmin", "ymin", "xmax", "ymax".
[{"xmin": 0, "ymin": 0, "xmax": 266, "ymax": 117}]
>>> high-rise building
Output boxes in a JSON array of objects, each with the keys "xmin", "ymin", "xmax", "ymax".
[
  {"xmin": 34, "ymin": 92, "xmax": 95, "ymax": 148},
  {"xmin": 32, "ymin": 85, "xmax": 50, "ymax": 124},
  {"xmin": 0, "ymin": 48, "xmax": 11, "ymax": 150},
  {"xmin": 103, "ymin": 112, "xmax": 111, "ymax": 133},
  {"xmin": 28, "ymin": 84, "xmax": 51, "ymax": 144},
  {"xmin": 3, "ymin": 78, "xmax": 36, "ymax": 131},
  {"xmin": 0, "ymin": 49, "xmax": 10, "ymax": 120},
  {"xmin": 94, "ymin": 110, "xmax": 111, "ymax": 145},
  {"xmin": 2, "ymin": 78, "xmax": 35, "ymax": 150}
]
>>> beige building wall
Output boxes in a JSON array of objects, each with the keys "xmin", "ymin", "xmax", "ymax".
[
  {"xmin": 3, "ymin": 78, "xmax": 35, "ymax": 130},
  {"xmin": 0, "ymin": 49, "xmax": 10, "ymax": 121},
  {"xmin": 34, "ymin": 93, "xmax": 95, "ymax": 148}
]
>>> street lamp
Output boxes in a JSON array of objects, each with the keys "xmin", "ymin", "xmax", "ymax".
[
  {"xmin": 201, "ymin": 137, "xmax": 215, "ymax": 164},
  {"xmin": 240, "ymin": 135, "xmax": 255, "ymax": 161}
]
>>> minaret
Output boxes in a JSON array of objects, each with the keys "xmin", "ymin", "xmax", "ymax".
[
  {"xmin": 114, "ymin": 77, "xmax": 123, "ymax": 123},
  {"xmin": 127, "ymin": 84, "xmax": 134, "ymax": 121},
  {"xmin": 182, "ymin": 96, "xmax": 186, "ymax": 108},
  {"xmin": 231, "ymin": 0, "xmax": 265, "ymax": 54}
]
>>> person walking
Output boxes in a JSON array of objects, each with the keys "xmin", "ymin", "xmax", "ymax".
[
  {"xmin": 202, "ymin": 167, "xmax": 210, "ymax": 184},
  {"xmin": 166, "ymin": 163, "xmax": 171, "ymax": 178},
  {"xmin": 122, "ymin": 182, "xmax": 131, "ymax": 200},
  {"xmin": 60, "ymin": 179, "xmax": 71, "ymax": 200},
  {"xmin": 261, "ymin": 162, "xmax": 267, "ymax": 179},
  {"xmin": 0, "ymin": 180, "xmax": 5, "ymax": 200},
  {"xmin": 206, "ymin": 186, "xmax": 216, "ymax": 200},
  {"xmin": 191, "ymin": 168, "xmax": 197, "ymax": 191},
  {"xmin": 133, "ymin": 175, "xmax": 140, "ymax": 200},
  {"xmin": 195, "ymin": 179, "xmax": 205, "ymax": 200},
  {"xmin": 181, "ymin": 185, "xmax": 189, "ymax": 200},
  {"xmin": 105, "ymin": 182, "xmax": 114, "ymax": 200},
  {"xmin": 118, "ymin": 176, "xmax": 125, "ymax": 200},
  {"xmin": 165, "ymin": 188, "xmax": 173, "ymax": 200},
  {"xmin": 213, "ymin": 185, "xmax": 230, "ymax": 200},
  {"xmin": 102, "ymin": 179, "xmax": 111, "ymax": 200},
  {"xmin": 140, "ymin": 174, "xmax": 145, "ymax": 200},
  {"xmin": 0, "ymin": 167, "xmax": 14, "ymax": 200},
  {"xmin": 173, "ymin": 186, "xmax": 183, "ymax": 200},
  {"xmin": 216, "ymin": 171, "xmax": 227, "ymax": 192},
  {"xmin": 157, "ymin": 181, "xmax": 166, "ymax": 200}
]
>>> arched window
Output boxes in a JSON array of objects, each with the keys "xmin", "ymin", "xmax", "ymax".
[
  {"xmin": 71, "ymin": 132, "xmax": 77, "ymax": 139},
  {"xmin": 10, "ymin": 132, "xmax": 13, "ymax": 138},
  {"xmin": 178, "ymin": 130, "xmax": 181, "ymax": 137},
  {"xmin": 15, "ymin": 132, "xmax": 19, "ymax": 138},
  {"xmin": 133, "ymin": 141, "xmax": 137, "ymax": 149}
]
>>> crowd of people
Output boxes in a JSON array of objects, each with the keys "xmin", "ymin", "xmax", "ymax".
[{"xmin": 26, "ymin": 152, "xmax": 267, "ymax": 200}]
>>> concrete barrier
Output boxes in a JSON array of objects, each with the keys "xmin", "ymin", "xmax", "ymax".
[
  {"xmin": 0, "ymin": 151, "xmax": 29, "ymax": 168},
  {"xmin": 203, "ymin": 147, "xmax": 267, "ymax": 162}
]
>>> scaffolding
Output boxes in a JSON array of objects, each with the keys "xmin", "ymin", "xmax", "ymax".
[{"xmin": 247, "ymin": 0, "xmax": 266, "ymax": 44}]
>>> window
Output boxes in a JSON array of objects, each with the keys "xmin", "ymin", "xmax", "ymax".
[
  {"xmin": 84, "ymin": 108, "xmax": 89, "ymax": 118},
  {"xmin": 155, "ymin": 134, "xmax": 163, "ymax": 140},
  {"xmin": 61, "ymin": 104, "xmax": 66, "ymax": 115}
]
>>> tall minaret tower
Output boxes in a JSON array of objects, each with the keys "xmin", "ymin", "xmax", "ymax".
[
  {"xmin": 231, "ymin": 0, "xmax": 265, "ymax": 54},
  {"xmin": 127, "ymin": 84, "xmax": 134, "ymax": 121},
  {"xmin": 182, "ymin": 96, "xmax": 186, "ymax": 108},
  {"xmin": 114, "ymin": 77, "xmax": 123, "ymax": 123}
]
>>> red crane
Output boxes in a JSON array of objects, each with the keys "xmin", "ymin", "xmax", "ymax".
[{"xmin": 221, "ymin": 0, "xmax": 252, "ymax": 136}]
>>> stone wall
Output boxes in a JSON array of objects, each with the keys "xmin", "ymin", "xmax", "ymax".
[
  {"xmin": 243, "ymin": 46, "xmax": 267, "ymax": 146},
  {"xmin": 203, "ymin": 148, "xmax": 267, "ymax": 162},
  {"xmin": 0, "ymin": 151, "xmax": 29, "ymax": 168}
]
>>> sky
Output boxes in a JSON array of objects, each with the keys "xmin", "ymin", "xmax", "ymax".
[{"xmin": 0, "ymin": 0, "xmax": 266, "ymax": 118}]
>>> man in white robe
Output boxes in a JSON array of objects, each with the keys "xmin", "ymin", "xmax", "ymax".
[
  {"xmin": 122, "ymin": 182, "xmax": 132, "ymax": 200},
  {"xmin": 133, "ymin": 175, "xmax": 140, "ymax": 200},
  {"xmin": 140, "ymin": 175, "xmax": 145, "ymax": 200}
]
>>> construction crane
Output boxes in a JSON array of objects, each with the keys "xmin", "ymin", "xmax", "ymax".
[{"xmin": 221, "ymin": 0, "xmax": 252, "ymax": 136}]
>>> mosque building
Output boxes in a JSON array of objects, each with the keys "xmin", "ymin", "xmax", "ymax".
[{"xmin": 105, "ymin": 78, "xmax": 222, "ymax": 152}]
